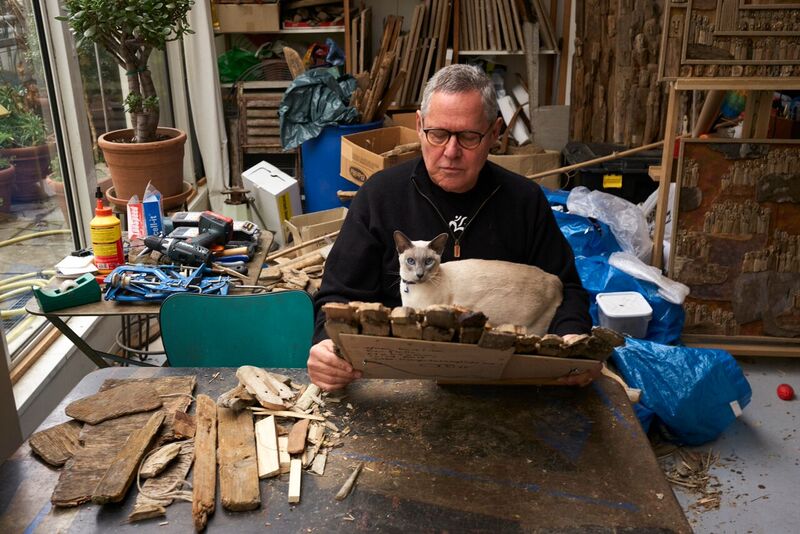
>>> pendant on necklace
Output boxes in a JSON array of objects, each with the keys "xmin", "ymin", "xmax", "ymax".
[{"xmin": 454, "ymin": 243, "xmax": 461, "ymax": 258}]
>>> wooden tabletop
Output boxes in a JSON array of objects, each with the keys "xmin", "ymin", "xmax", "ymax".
[
  {"xmin": 0, "ymin": 367, "xmax": 691, "ymax": 533},
  {"xmin": 25, "ymin": 233, "xmax": 272, "ymax": 318}
]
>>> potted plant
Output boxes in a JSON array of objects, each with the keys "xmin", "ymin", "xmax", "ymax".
[
  {"xmin": 0, "ymin": 86, "xmax": 51, "ymax": 202},
  {"xmin": 0, "ymin": 155, "xmax": 15, "ymax": 213},
  {"xmin": 57, "ymin": 0, "xmax": 195, "ymax": 208}
]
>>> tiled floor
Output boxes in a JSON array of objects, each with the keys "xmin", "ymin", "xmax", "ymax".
[{"xmin": 668, "ymin": 356, "xmax": 799, "ymax": 533}]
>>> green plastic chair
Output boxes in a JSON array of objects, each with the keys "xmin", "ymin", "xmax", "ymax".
[{"xmin": 159, "ymin": 291, "xmax": 313, "ymax": 368}]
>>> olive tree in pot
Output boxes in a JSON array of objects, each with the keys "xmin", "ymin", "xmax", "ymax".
[{"xmin": 57, "ymin": 0, "xmax": 195, "ymax": 208}]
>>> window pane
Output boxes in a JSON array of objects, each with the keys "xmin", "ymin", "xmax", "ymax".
[{"xmin": 0, "ymin": 0, "xmax": 72, "ymax": 358}]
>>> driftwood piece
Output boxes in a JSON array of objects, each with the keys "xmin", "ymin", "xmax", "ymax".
[
  {"xmin": 356, "ymin": 302, "xmax": 391, "ymax": 326},
  {"xmin": 51, "ymin": 376, "xmax": 195, "ymax": 508},
  {"xmin": 288, "ymin": 458, "xmax": 302, "ymax": 503},
  {"xmin": 172, "ymin": 411, "xmax": 195, "ymax": 440},
  {"xmin": 477, "ymin": 329, "xmax": 516, "ymax": 350},
  {"xmin": 193, "ymin": 394, "xmax": 217, "ymax": 531},
  {"xmin": 218, "ymin": 406, "xmax": 260, "ymax": 511},
  {"xmin": 237, "ymin": 366, "xmax": 287, "ymax": 410},
  {"xmin": 459, "ymin": 326, "xmax": 484, "ymax": 344},
  {"xmin": 458, "ymin": 310, "xmax": 488, "ymax": 328},
  {"xmin": 65, "ymin": 381, "xmax": 162, "ymax": 425},
  {"xmin": 422, "ymin": 325, "xmax": 455, "ymax": 342},
  {"xmin": 262, "ymin": 371, "xmax": 295, "ymax": 400},
  {"xmin": 380, "ymin": 141, "xmax": 420, "ymax": 158},
  {"xmin": 255, "ymin": 415, "xmax": 281, "ymax": 479},
  {"xmin": 29, "ymin": 420, "xmax": 82, "ymax": 467},
  {"xmin": 130, "ymin": 441, "xmax": 195, "ymax": 521},
  {"xmin": 140, "ymin": 441, "xmax": 182, "ymax": 479},
  {"xmin": 92, "ymin": 411, "xmax": 165, "ymax": 504},
  {"xmin": 335, "ymin": 462, "xmax": 363, "ymax": 501},
  {"xmin": 322, "ymin": 302, "xmax": 358, "ymax": 323},
  {"xmin": 515, "ymin": 334, "xmax": 541, "ymax": 354},
  {"xmin": 424, "ymin": 304, "xmax": 461, "ymax": 329},
  {"xmin": 309, "ymin": 450, "xmax": 327, "ymax": 476},
  {"xmin": 392, "ymin": 322, "xmax": 423, "ymax": 339},
  {"xmin": 537, "ymin": 334, "xmax": 564, "ymax": 356},
  {"xmin": 217, "ymin": 383, "xmax": 256, "ymax": 411},
  {"xmin": 287, "ymin": 418, "xmax": 310, "ymax": 455},
  {"xmin": 389, "ymin": 306, "xmax": 419, "ymax": 325},
  {"xmin": 250, "ymin": 408, "xmax": 325, "ymax": 421}
]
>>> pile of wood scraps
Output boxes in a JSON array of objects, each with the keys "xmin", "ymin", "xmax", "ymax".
[
  {"xmin": 27, "ymin": 369, "xmax": 355, "ymax": 530},
  {"xmin": 322, "ymin": 301, "xmax": 625, "ymax": 361},
  {"xmin": 660, "ymin": 449, "xmax": 723, "ymax": 512},
  {"xmin": 258, "ymin": 230, "xmax": 338, "ymax": 294},
  {"xmin": 282, "ymin": 0, "xmax": 344, "ymax": 27}
]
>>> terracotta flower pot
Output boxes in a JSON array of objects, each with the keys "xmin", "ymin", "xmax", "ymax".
[
  {"xmin": 98, "ymin": 127, "xmax": 187, "ymax": 203},
  {"xmin": 0, "ymin": 164, "xmax": 15, "ymax": 213},
  {"xmin": 0, "ymin": 144, "xmax": 51, "ymax": 202}
]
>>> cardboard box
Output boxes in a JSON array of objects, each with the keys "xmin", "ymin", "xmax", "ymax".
[
  {"xmin": 338, "ymin": 334, "xmax": 601, "ymax": 383},
  {"xmin": 340, "ymin": 126, "xmax": 421, "ymax": 185},
  {"xmin": 216, "ymin": 2, "xmax": 280, "ymax": 33},
  {"xmin": 489, "ymin": 150, "xmax": 562, "ymax": 190},
  {"xmin": 241, "ymin": 161, "xmax": 302, "ymax": 246},
  {"xmin": 284, "ymin": 207, "xmax": 347, "ymax": 256},
  {"xmin": 388, "ymin": 112, "xmax": 417, "ymax": 130}
]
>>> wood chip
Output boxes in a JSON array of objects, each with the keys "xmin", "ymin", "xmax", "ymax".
[
  {"xmin": 237, "ymin": 366, "xmax": 287, "ymax": 410},
  {"xmin": 335, "ymin": 462, "xmax": 363, "ymax": 501},
  {"xmin": 309, "ymin": 450, "xmax": 327, "ymax": 476},
  {"xmin": 140, "ymin": 441, "xmax": 182, "ymax": 479},
  {"xmin": 288, "ymin": 458, "xmax": 302, "ymax": 503},
  {"xmin": 171, "ymin": 410, "xmax": 195, "ymax": 439},
  {"xmin": 192, "ymin": 395, "xmax": 217, "ymax": 531},
  {"xmin": 249, "ymin": 409, "xmax": 324, "ymax": 421},
  {"xmin": 65, "ymin": 382, "xmax": 163, "ymax": 425},
  {"xmin": 255, "ymin": 416, "xmax": 280, "ymax": 479},
  {"xmin": 294, "ymin": 383, "xmax": 321, "ymax": 411},
  {"xmin": 217, "ymin": 383, "xmax": 256, "ymax": 411}
]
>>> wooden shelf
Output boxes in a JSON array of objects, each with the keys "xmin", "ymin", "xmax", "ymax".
[
  {"xmin": 673, "ymin": 77, "xmax": 800, "ymax": 91},
  {"xmin": 215, "ymin": 26, "xmax": 345, "ymax": 35},
  {"xmin": 459, "ymin": 49, "xmax": 557, "ymax": 56},
  {"xmin": 220, "ymin": 81, "xmax": 292, "ymax": 90}
]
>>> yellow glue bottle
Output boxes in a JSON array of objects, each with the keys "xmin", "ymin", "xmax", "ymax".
[{"xmin": 90, "ymin": 186, "xmax": 124, "ymax": 274}]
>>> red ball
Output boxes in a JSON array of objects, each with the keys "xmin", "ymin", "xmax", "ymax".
[{"xmin": 777, "ymin": 384, "xmax": 795, "ymax": 401}]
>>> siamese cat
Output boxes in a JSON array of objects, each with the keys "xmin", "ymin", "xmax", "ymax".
[{"xmin": 394, "ymin": 230, "xmax": 563, "ymax": 336}]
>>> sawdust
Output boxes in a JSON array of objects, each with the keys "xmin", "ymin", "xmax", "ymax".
[{"xmin": 659, "ymin": 448, "xmax": 722, "ymax": 512}]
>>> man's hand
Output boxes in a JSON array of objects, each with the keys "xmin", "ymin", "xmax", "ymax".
[
  {"xmin": 554, "ymin": 333, "xmax": 602, "ymax": 387},
  {"xmin": 307, "ymin": 339, "xmax": 362, "ymax": 391}
]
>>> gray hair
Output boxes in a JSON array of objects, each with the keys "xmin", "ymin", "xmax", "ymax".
[{"xmin": 420, "ymin": 64, "xmax": 498, "ymax": 126}]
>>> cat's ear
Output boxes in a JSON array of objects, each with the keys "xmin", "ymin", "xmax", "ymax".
[
  {"xmin": 429, "ymin": 233, "xmax": 449, "ymax": 256},
  {"xmin": 393, "ymin": 230, "xmax": 413, "ymax": 253}
]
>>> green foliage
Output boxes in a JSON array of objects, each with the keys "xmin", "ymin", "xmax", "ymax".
[
  {"xmin": 0, "ymin": 84, "xmax": 47, "ymax": 147},
  {"xmin": 57, "ymin": 0, "xmax": 195, "ymax": 53},
  {"xmin": 49, "ymin": 156, "xmax": 62, "ymax": 181},
  {"xmin": 0, "ymin": 157, "xmax": 11, "ymax": 170}
]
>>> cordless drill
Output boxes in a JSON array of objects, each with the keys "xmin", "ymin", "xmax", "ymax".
[
  {"xmin": 187, "ymin": 211, "xmax": 234, "ymax": 250},
  {"xmin": 142, "ymin": 235, "xmax": 214, "ymax": 266}
]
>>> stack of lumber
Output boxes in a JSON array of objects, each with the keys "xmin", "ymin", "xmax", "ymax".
[
  {"xmin": 459, "ymin": 0, "xmax": 525, "ymax": 53},
  {"xmin": 352, "ymin": 14, "xmax": 405, "ymax": 123},
  {"xmin": 349, "ymin": 5, "xmax": 372, "ymax": 74},
  {"xmin": 258, "ymin": 230, "xmax": 338, "ymax": 294},
  {"xmin": 323, "ymin": 301, "xmax": 625, "ymax": 361},
  {"xmin": 392, "ymin": 0, "xmax": 453, "ymax": 107}
]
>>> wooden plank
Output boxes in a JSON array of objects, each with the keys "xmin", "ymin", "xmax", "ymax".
[
  {"xmin": 28, "ymin": 420, "xmax": 82, "ymax": 467},
  {"xmin": 555, "ymin": 0, "xmax": 571, "ymax": 104},
  {"xmin": 753, "ymin": 91, "xmax": 773, "ymax": 138},
  {"xmin": 651, "ymin": 82, "xmax": 678, "ymax": 269},
  {"xmin": 399, "ymin": 4, "xmax": 423, "ymax": 103},
  {"xmin": 287, "ymin": 418, "xmax": 310, "ymax": 455},
  {"xmin": 51, "ymin": 376, "xmax": 195, "ymax": 507},
  {"xmin": 250, "ymin": 408, "xmax": 325, "ymax": 421},
  {"xmin": 288, "ymin": 458, "xmax": 302, "ymax": 503},
  {"xmin": 351, "ymin": 13, "xmax": 359, "ymax": 73},
  {"xmin": 486, "ymin": 0, "xmax": 498, "ymax": 49},
  {"xmin": 237, "ymin": 366, "xmax": 287, "ymax": 410},
  {"xmin": 435, "ymin": 0, "xmax": 452, "ymax": 70},
  {"xmin": 193, "ymin": 394, "xmax": 217, "ymax": 531},
  {"xmin": 510, "ymin": 0, "xmax": 526, "ymax": 53},
  {"xmin": 497, "ymin": 0, "xmax": 514, "ymax": 51},
  {"xmin": 130, "ymin": 441, "xmax": 194, "ymax": 521},
  {"xmin": 419, "ymin": 37, "xmax": 438, "ymax": 104},
  {"xmin": 65, "ymin": 381, "xmax": 162, "ymax": 425},
  {"xmin": 218, "ymin": 406, "xmax": 260, "ymax": 511},
  {"xmin": 682, "ymin": 335, "xmax": 800, "ymax": 357},
  {"xmin": 10, "ymin": 325, "xmax": 61, "ymax": 385},
  {"xmin": 525, "ymin": 22, "xmax": 539, "ymax": 111},
  {"xmin": 255, "ymin": 415, "xmax": 281, "ymax": 478},
  {"xmin": 92, "ymin": 411, "xmax": 165, "ymax": 504},
  {"xmin": 278, "ymin": 435, "xmax": 291, "ymax": 474}
]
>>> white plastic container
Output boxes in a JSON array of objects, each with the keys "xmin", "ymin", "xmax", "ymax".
[{"xmin": 596, "ymin": 291, "xmax": 653, "ymax": 338}]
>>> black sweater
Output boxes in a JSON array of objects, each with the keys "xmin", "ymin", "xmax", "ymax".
[{"xmin": 312, "ymin": 158, "xmax": 591, "ymax": 342}]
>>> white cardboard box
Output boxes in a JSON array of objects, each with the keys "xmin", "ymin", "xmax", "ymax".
[{"xmin": 242, "ymin": 161, "xmax": 302, "ymax": 246}]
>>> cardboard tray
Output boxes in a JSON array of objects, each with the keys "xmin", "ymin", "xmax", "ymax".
[{"xmin": 338, "ymin": 334, "xmax": 601, "ymax": 385}]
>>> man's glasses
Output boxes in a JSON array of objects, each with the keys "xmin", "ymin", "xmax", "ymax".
[{"xmin": 421, "ymin": 122, "xmax": 492, "ymax": 150}]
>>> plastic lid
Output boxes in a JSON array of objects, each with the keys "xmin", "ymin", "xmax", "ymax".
[{"xmin": 596, "ymin": 291, "xmax": 653, "ymax": 318}]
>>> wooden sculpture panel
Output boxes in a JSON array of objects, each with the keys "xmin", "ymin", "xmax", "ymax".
[
  {"xmin": 660, "ymin": 0, "xmax": 800, "ymax": 80},
  {"xmin": 670, "ymin": 139, "xmax": 800, "ymax": 340}
]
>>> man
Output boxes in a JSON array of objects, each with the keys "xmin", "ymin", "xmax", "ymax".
[{"xmin": 308, "ymin": 64, "xmax": 595, "ymax": 390}]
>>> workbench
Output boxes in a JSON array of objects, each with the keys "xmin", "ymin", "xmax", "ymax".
[
  {"xmin": 23, "ymin": 233, "xmax": 271, "ymax": 368},
  {"xmin": 0, "ymin": 367, "xmax": 691, "ymax": 532}
]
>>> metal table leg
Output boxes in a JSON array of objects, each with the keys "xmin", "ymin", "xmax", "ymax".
[{"xmin": 46, "ymin": 315, "xmax": 157, "ymax": 367}]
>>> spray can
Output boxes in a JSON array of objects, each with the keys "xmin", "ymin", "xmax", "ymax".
[{"xmin": 90, "ymin": 186, "xmax": 124, "ymax": 273}]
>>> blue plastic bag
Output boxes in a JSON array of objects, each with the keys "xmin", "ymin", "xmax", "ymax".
[
  {"xmin": 612, "ymin": 338, "xmax": 752, "ymax": 445},
  {"xmin": 553, "ymin": 211, "xmax": 621, "ymax": 259},
  {"xmin": 575, "ymin": 255, "xmax": 685, "ymax": 345}
]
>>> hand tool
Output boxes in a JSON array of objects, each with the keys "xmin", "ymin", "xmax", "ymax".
[
  {"xmin": 104, "ymin": 264, "xmax": 230, "ymax": 301},
  {"xmin": 141, "ymin": 235, "xmax": 214, "ymax": 266}
]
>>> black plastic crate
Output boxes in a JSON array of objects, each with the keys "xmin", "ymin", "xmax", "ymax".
[{"xmin": 562, "ymin": 142, "xmax": 661, "ymax": 204}]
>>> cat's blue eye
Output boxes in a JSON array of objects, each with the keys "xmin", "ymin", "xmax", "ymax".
[
  {"xmin": 424, "ymin": 258, "xmax": 433, "ymax": 265},
  {"xmin": 406, "ymin": 258, "xmax": 416, "ymax": 265}
]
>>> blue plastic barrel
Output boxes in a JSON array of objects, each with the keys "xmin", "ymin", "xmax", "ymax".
[{"xmin": 301, "ymin": 120, "xmax": 383, "ymax": 213}]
